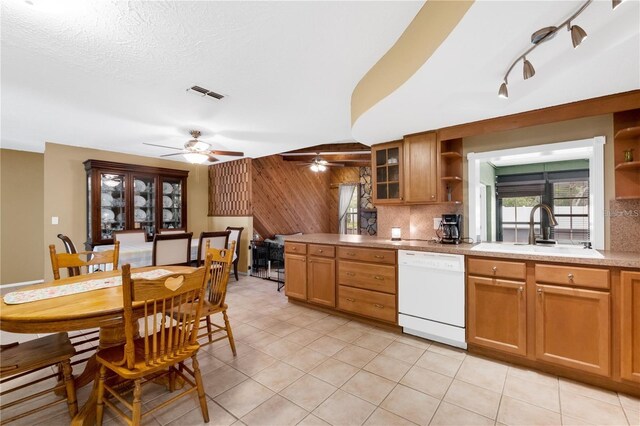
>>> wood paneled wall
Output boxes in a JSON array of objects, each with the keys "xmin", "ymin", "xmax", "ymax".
[
  {"xmin": 251, "ymin": 155, "xmax": 332, "ymax": 238},
  {"xmin": 329, "ymin": 168, "xmax": 360, "ymax": 233},
  {"xmin": 208, "ymin": 158, "xmax": 252, "ymax": 216}
]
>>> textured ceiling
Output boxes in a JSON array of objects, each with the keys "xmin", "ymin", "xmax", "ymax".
[
  {"xmin": 352, "ymin": 0, "xmax": 640, "ymax": 144},
  {"xmin": 1, "ymin": 0, "xmax": 423, "ymax": 161}
]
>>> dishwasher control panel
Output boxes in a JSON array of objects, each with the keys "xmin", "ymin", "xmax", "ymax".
[{"xmin": 398, "ymin": 250, "xmax": 464, "ymax": 272}]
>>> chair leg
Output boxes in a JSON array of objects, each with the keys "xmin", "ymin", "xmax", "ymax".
[
  {"xmin": 233, "ymin": 261, "xmax": 239, "ymax": 281},
  {"xmin": 169, "ymin": 366, "xmax": 176, "ymax": 392},
  {"xmin": 191, "ymin": 355, "xmax": 210, "ymax": 423},
  {"xmin": 61, "ymin": 360, "xmax": 78, "ymax": 418},
  {"xmin": 132, "ymin": 379, "xmax": 142, "ymax": 426},
  {"xmin": 223, "ymin": 310, "xmax": 237, "ymax": 356},
  {"xmin": 205, "ymin": 315, "xmax": 213, "ymax": 343},
  {"xmin": 96, "ymin": 365, "xmax": 107, "ymax": 426}
]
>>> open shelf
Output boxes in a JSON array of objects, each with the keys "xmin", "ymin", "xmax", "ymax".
[
  {"xmin": 615, "ymin": 195, "xmax": 640, "ymax": 200},
  {"xmin": 615, "ymin": 161, "xmax": 640, "ymax": 171},
  {"xmin": 441, "ymin": 176, "xmax": 463, "ymax": 181},
  {"xmin": 441, "ymin": 151, "xmax": 462, "ymax": 159},
  {"xmin": 614, "ymin": 126, "xmax": 640, "ymax": 140}
]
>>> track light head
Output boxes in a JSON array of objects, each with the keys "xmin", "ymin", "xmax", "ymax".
[
  {"xmin": 523, "ymin": 58, "xmax": 535, "ymax": 80},
  {"xmin": 498, "ymin": 82, "xmax": 509, "ymax": 99},
  {"xmin": 570, "ymin": 24, "xmax": 588, "ymax": 48},
  {"xmin": 612, "ymin": 0, "xmax": 622, "ymax": 9}
]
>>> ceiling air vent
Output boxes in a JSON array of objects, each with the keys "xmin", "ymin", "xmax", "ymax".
[{"xmin": 187, "ymin": 85, "xmax": 224, "ymax": 100}]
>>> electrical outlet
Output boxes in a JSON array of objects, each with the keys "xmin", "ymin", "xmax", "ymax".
[
  {"xmin": 51, "ymin": 216, "xmax": 59, "ymax": 225},
  {"xmin": 433, "ymin": 218, "xmax": 442, "ymax": 230}
]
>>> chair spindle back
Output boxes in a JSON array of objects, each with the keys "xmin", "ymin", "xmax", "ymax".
[
  {"xmin": 204, "ymin": 241, "xmax": 235, "ymax": 308},
  {"xmin": 49, "ymin": 242, "xmax": 120, "ymax": 280}
]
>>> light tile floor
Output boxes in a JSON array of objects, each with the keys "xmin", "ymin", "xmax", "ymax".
[{"xmin": 2, "ymin": 275, "xmax": 639, "ymax": 426}]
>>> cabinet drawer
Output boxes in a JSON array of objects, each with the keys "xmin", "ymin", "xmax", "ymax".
[
  {"xmin": 338, "ymin": 261, "xmax": 396, "ymax": 294},
  {"xmin": 467, "ymin": 257, "xmax": 526, "ymax": 280},
  {"xmin": 338, "ymin": 285, "xmax": 396, "ymax": 323},
  {"xmin": 535, "ymin": 264, "xmax": 610, "ymax": 290},
  {"xmin": 285, "ymin": 242, "xmax": 307, "ymax": 255},
  {"xmin": 308, "ymin": 244, "xmax": 335, "ymax": 258},
  {"xmin": 337, "ymin": 246, "xmax": 396, "ymax": 265}
]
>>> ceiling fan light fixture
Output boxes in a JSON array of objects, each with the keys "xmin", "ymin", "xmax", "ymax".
[
  {"xmin": 498, "ymin": 81, "xmax": 509, "ymax": 99},
  {"xmin": 183, "ymin": 152, "xmax": 209, "ymax": 164},
  {"xmin": 318, "ymin": 164, "xmax": 327, "ymax": 172},
  {"xmin": 570, "ymin": 24, "xmax": 587, "ymax": 48},
  {"xmin": 310, "ymin": 163, "xmax": 320, "ymax": 172},
  {"xmin": 522, "ymin": 58, "xmax": 535, "ymax": 80}
]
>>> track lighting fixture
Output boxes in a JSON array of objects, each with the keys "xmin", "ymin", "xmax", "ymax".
[
  {"xmin": 522, "ymin": 58, "xmax": 535, "ymax": 79},
  {"xmin": 612, "ymin": 0, "xmax": 622, "ymax": 9},
  {"xmin": 498, "ymin": 0, "xmax": 603, "ymax": 99},
  {"xmin": 570, "ymin": 24, "xmax": 588, "ymax": 48}
]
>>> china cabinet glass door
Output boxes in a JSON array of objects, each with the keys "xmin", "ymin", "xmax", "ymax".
[
  {"xmin": 100, "ymin": 173, "xmax": 126, "ymax": 240},
  {"xmin": 132, "ymin": 175, "xmax": 157, "ymax": 238},
  {"xmin": 160, "ymin": 177, "xmax": 183, "ymax": 229}
]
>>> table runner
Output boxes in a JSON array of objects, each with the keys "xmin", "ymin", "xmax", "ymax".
[{"xmin": 3, "ymin": 269, "xmax": 174, "ymax": 305}]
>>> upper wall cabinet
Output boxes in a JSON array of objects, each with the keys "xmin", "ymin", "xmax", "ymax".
[
  {"xmin": 404, "ymin": 132, "xmax": 438, "ymax": 203},
  {"xmin": 84, "ymin": 160, "xmax": 189, "ymax": 247},
  {"xmin": 372, "ymin": 141, "xmax": 403, "ymax": 204}
]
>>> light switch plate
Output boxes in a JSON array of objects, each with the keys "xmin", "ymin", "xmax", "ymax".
[
  {"xmin": 51, "ymin": 216, "xmax": 59, "ymax": 225},
  {"xmin": 433, "ymin": 218, "xmax": 442, "ymax": 230}
]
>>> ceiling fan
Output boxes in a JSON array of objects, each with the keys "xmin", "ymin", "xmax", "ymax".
[
  {"xmin": 143, "ymin": 130, "xmax": 244, "ymax": 164},
  {"xmin": 299, "ymin": 154, "xmax": 344, "ymax": 172}
]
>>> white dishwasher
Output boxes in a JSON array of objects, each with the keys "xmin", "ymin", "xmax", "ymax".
[{"xmin": 398, "ymin": 250, "xmax": 466, "ymax": 349}]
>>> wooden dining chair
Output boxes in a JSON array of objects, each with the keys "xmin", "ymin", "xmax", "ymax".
[
  {"xmin": 158, "ymin": 228, "xmax": 187, "ymax": 235},
  {"xmin": 49, "ymin": 242, "xmax": 120, "ymax": 280},
  {"xmin": 225, "ymin": 226, "xmax": 244, "ymax": 281},
  {"xmin": 152, "ymin": 232, "xmax": 192, "ymax": 266},
  {"xmin": 57, "ymin": 233, "xmax": 80, "ymax": 277},
  {"xmin": 0, "ymin": 333, "xmax": 78, "ymax": 424},
  {"xmin": 198, "ymin": 241, "xmax": 237, "ymax": 353},
  {"xmin": 95, "ymin": 262, "xmax": 211, "ymax": 426},
  {"xmin": 196, "ymin": 231, "xmax": 230, "ymax": 266},
  {"xmin": 113, "ymin": 229, "xmax": 146, "ymax": 245}
]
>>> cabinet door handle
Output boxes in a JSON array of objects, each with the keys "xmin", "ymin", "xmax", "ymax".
[
  {"xmin": 292, "ymin": 247, "xmax": 297, "ymax": 251},
  {"xmin": 537, "ymin": 288, "xmax": 543, "ymax": 295},
  {"xmin": 518, "ymin": 286, "xmax": 524, "ymax": 293},
  {"xmin": 374, "ymin": 275, "xmax": 384, "ymax": 280},
  {"xmin": 374, "ymin": 304, "xmax": 384, "ymax": 309},
  {"xmin": 374, "ymin": 255, "xmax": 384, "ymax": 259},
  {"xmin": 567, "ymin": 273, "xmax": 574, "ymax": 281},
  {"xmin": 346, "ymin": 272, "xmax": 356, "ymax": 276},
  {"xmin": 347, "ymin": 252, "xmax": 355, "ymax": 256},
  {"xmin": 492, "ymin": 266, "xmax": 498, "ymax": 273},
  {"xmin": 346, "ymin": 297, "xmax": 356, "ymax": 302},
  {"xmin": 431, "ymin": 195, "xmax": 435, "ymax": 199},
  {"xmin": 318, "ymin": 249, "xmax": 323, "ymax": 253}
]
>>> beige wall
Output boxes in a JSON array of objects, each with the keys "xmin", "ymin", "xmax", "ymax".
[
  {"xmin": 43, "ymin": 143, "xmax": 210, "ymax": 281},
  {"xmin": 462, "ymin": 114, "xmax": 614, "ymax": 249},
  {"xmin": 207, "ymin": 216, "xmax": 252, "ymax": 273},
  {"xmin": 1, "ymin": 149, "xmax": 45, "ymax": 285}
]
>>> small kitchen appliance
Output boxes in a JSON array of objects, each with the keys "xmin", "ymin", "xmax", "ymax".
[{"xmin": 441, "ymin": 214, "xmax": 463, "ymax": 244}]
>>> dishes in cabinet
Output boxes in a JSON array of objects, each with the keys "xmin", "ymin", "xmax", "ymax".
[
  {"xmin": 101, "ymin": 208, "xmax": 115, "ymax": 222},
  {"xmin": 163, "ymin": 182, "xmax": 173, "ymax": 194},
  {"xmin": 101, "ymin": 192, "xmax": 113, "ymax": 207},
  {"xmin": 134, "ymin": 195, "xmax": 147, "ymax": 207},
  {"xmin": 163, "ymin": 209, "xmax": 173, "ymax": 221},
  {"xmin": 134, "ymin": 208, "xmax": 147, "ymax": 222},
  {"xmin": 163, "ymin": 195, "xmax": 173, "ymax": 208},
  {"xmin": 116, "ymin": 212, "xmax": 123, "ymax": 222},
  {"xmin": 134, "ymin": 179, "xmax": 147, "ymax": 192}
]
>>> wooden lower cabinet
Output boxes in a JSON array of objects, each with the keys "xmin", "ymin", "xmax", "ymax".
[
  {"xmin": 535, "ymin": 284, "xmax": 610, "ymax": 377},
  {"xmin": 621, "ymin": 271, "xmax": 640, "ymax": 383},
  {"xmin": 338, "ymin": 285, "xmax": 396, "ymax": 323},
  {"xmin": 467, "ymin": 276, "xmax": 527, "ymax": 356},
  {"xmin": 284, "ymin": 253, "xmax": 307, "ymax": 300},
  {"xmin": 308, "ymin": 257, "xmax": 336, "ymax": 307}
]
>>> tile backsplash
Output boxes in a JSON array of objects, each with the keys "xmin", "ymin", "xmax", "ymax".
[{"xmin": 377, "ymin": 204, "xmax": 464, "ymax": 241}]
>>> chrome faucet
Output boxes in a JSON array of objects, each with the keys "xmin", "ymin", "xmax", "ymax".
[{"xmin": 529, "ymin": 203, "xmax": 559, "ymax": 245}]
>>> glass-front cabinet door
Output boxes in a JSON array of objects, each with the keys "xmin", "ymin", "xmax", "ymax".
[
  {"xmin": 372, "ymin": 141, "xmax": 403, "ymax": 204},
  {"xmin": 160, "ymin": 177, "xmax": 184, "ymax": 230},
  {"xmin": 100, "ymin": 173, "xmax": 126, "ymax": 240},
  {"xmin": 132, "ymin": 175, "xmax": 157, "ymax": 238}
]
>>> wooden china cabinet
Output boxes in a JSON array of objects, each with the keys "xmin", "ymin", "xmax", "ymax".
[{"xmin": 84, "ymin": 160, "xmax": 189, "ymax": 247}]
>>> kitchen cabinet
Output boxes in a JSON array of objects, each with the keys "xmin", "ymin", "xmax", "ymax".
[
  {"xmin": 621, "ymin": 271, "xmax": 640, "ymax": 383},
  {"xmin": 613, "ymin": 109, "xmax": 640, "ymax": 200},
  {"xmin": 467, "ymin": 259, "xmax": 527, "ymax": 356},
  {"xmin": 468, "ymin": 276, "xmax": 527, "ymax": 356},
  {"xmin": 439, "ymin": 137, "xmax": 463, "ymax": 203},
  {"xmin": 535, "ymin": 284, "xmax": 610, "ymax": 376},
  {"xmin": 84, "ymin": 160, "xmax": 188, "ymax": 247},
  {"xmin": 308, "ymin": 256, "xmax": 336, "ymax": 307},
  {"xmin": 284, "ymin": 252, "xmax": 307, "ymax": 300},
  {"xmin": 404, "ymin": 132, "xmax": 438, "ymax": 203},
  {"xmin": 372, "ymin": 141, "xmax": 403, "ymax": 204}
]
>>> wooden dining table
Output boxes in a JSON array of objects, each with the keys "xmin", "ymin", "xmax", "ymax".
[{"xmin": 0, "ymin": 265, "xmax": 195, "ymax": 426}]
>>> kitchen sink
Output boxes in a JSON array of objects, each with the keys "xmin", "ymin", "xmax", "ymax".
[{"xmin": 471, "ymin": 242, "xmax": 604, "ymax": 259}]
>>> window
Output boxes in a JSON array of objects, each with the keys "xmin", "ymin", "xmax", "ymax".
[
  {"xmin": 344, "ymin": 192, "xmax": 359, "ymax": 234},
  {"xmin": 338, "ymin": 183, "xmax": 359, "ymax": 235},
  {"xmin": 496, "ymin": 170, "xmax": 589, "ymax": 244}
]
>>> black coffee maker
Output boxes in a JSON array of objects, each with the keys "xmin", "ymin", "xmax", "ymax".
[{"xmin": 441, "ymin": 214, "xmax": 463, "ymax": 244}]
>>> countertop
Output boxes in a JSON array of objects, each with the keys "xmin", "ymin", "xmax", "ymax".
[{"xmin": 284, "ymin": 234, "xmax": 640, "ymax": 269}]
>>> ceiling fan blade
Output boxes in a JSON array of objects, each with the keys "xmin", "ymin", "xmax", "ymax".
[
  {"xmin": 209, "ymin": 150, "xmax": 244, "ymax": 157},
  {"xmin": 207, "ymin": 156, "xmax": 219, "ymax": 163},
  {"xmin": 160, "ymin": 152, "xmax": 186, "ymax": 157},
  {"xmin": 143, "ymin": 142, "xmax": 183, "ymax": 151},
  {"xmin": 325, "ymin": 163, "xmax": 345, "ymax": 167}
]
